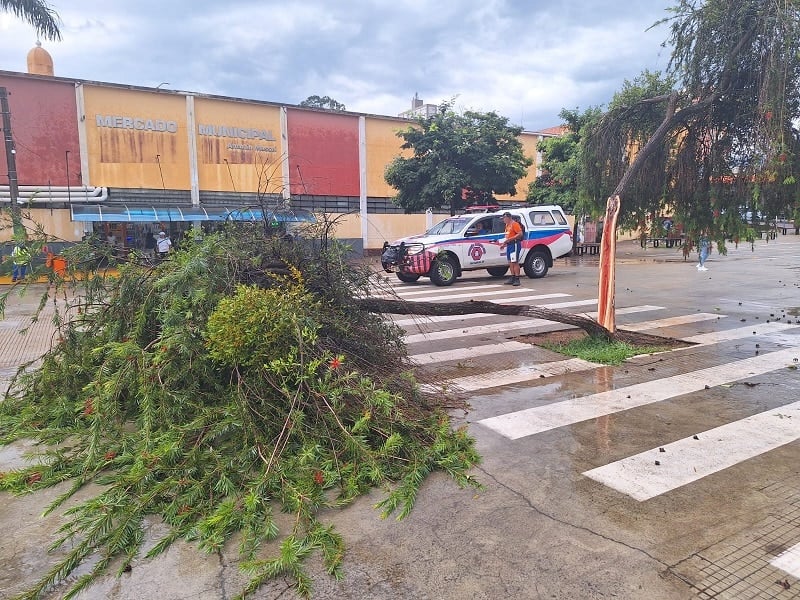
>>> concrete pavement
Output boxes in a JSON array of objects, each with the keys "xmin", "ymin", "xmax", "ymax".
[{"xmin": 1, "ymin": 235, "xmax": 800, "ymax": 599}]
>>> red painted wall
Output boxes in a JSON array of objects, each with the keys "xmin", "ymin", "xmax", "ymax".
[
  {"xmin": 0, "ymin": 74, "xmax": 80, "ymax": 186},
  {"xmin": 286, "ymin": 109, "xmax": 359, "ymax": 196}
]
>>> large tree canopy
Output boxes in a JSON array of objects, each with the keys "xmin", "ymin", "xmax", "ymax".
[
  {"xmin": 385, "ymin": 101, "xmax": 532, "ymax": 214},
  {"xmin": 583, "ymin": 1, "xmax": 800, "ymax": 239},
  {"xmin": 528, "ymin": 107, "xmax": 602, "ymax": 214},
  {"xmin": 299, "ymin": 95, "xmax": 346, "ymax": 111},
  {"xmin": 580, "ymin": 0, "xmax": 800, "ymax": 332},
  {"xmin": 0, "ymin": 0, "xmax": 61, "ymax": 40}
]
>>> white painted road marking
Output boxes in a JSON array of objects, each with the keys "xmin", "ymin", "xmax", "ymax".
[
  {"xmin": 771, "ymin": 543, "xmax": 800, "ymax": 578},
  {"xmin": 478, "ymin": 347, "xmax": 800, "ymax": 439},
  {"xmin": 372, "ymin": 284, "xmax": 504, "ymax": 298},
  {"xmin": 421, "ymin": 357, "xmax": 598, "ymax": 393},
  {"xmin": 403, "ymin": 307, "xmax": 681, "ymax": 344},
  {"xmin": 394, "ymin": 288, "xmax": 543, "ymax": 303},
  {"xmin": 410, "ymin": 341, "xmax": 533, "ymax": 364},
  {"xmin": 582, "ymin": 400, "xmax": 800, "ymax": 501},
  {"xmin": 622, "ymin": 313, "xmax": 726, "ymax": 331},
  {"xmin": 422, "ymin": 323, "xmax": 800, "ymax": 391},
  {"xmin": 391, "ymin": 294, "xmax": 573, "ymax": 326},
  {"xmin": 684, "ymin": 321, "xmax": 799, "ymax": 346}
]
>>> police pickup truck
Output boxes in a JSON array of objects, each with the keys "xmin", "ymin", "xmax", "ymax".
[{"xmin": 380, "ymin": 206, "xmax": 573, "ymax": 286}]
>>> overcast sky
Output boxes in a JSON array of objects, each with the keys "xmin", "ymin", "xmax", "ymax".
[{"xmin": 0, "ymin": 1, "xmax": 676, "ymax": 131}]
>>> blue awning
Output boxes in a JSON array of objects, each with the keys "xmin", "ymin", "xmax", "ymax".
[{"xmin": 71, "ymin": 205, "xmax": 316, "ymax": 223}]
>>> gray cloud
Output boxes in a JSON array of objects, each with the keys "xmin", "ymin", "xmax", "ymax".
[{"xmin": 0, "ymin": 0, "xmax": 673, "ymax": 130}]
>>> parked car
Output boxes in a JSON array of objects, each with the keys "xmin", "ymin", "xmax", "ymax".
[{"xmin": 380, "ymin": 205, "xmax": 573, "ymax": 286}]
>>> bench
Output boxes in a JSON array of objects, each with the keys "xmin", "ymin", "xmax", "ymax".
[
  {"xmin": 751, "ymin": 224, "xmax": 777, "ymax": 240},
  {"xmin": 575, "ymin": 242, "xmax": 601, "ymax": 256},
  {"xmin": 641, "ymin": 236, "xmax": 684, "ymax": 249},
  {"xmin": 776, "ymin": 221, "xmax": 798, "ymax": 235}
]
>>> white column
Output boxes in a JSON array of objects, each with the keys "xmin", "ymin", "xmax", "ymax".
[
  {"xmin": 74, "ymin": 83, "xmax": 90, "ymax": 187},
  {"xmin": 280, "ymin": 107, "xmax": 290, "ymax": 201},
  {"xmin": 359, "ymin": 115, "xmax": 368, "ymax": 253},
  {"xmin": 186, "ymin": 95, "xmax": 200, "ymax": 206}
]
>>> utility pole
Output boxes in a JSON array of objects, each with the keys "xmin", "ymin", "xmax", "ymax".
[{"xmin": 0, "ymin": 87, "xmax": 22, "ymax": 235}]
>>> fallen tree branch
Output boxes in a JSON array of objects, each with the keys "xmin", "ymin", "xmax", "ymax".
[{"xmin": 355, "ymin": 298, "xmax": 613, "ymax": 341}]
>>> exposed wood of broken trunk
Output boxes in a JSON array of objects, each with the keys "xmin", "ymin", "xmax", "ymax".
[
  {"xmin": 356, "ymin": 298, "xmax": 613, "ymax": 341},
  {"xmin": 597, "ymin": 195, "xmax": 620, "ymax": 332}
]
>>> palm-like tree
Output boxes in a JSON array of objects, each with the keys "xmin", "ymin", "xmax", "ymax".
[{"xmin": 1, "ymin": 0, "xmax": 62, "ymax": 40}]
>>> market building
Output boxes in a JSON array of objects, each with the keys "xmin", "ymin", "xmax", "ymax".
[{"xmin": 1, "ymin": 44, "xmax": 557, "ymax": 254}]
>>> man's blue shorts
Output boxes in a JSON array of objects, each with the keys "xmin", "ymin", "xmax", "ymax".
[{"xmin": 505, "ymin": 242, "xmax": 521, "ymax": 262}]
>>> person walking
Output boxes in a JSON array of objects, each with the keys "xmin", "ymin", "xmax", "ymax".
[
  {"xmin": 156, "ymin": 231, "xmax": 172, "ymax": 259},
  {"xmin": 11, "ymin": 241, "xmax": 31, "ymax": 282},
  {"xmin": 499, "ymin": 212, "xmax": 523, "ymax": 286},
  {"xmin": 697, "ymin": 230, "xmax": 711, "ymax": 271}
]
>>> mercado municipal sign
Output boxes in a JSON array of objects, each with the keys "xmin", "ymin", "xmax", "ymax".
[
  {"xmin": 95, "ymin": 114, "xmax": 178, "ymax": 133},
  {"xmin": 93, "ymin": 114, "xmax": 278, "ymax": 151},
  {"xmin": 197, "ymin": 124, "xmax": 276, "ymax": 141},
  {"xmin": 198, "ymin": 123, "xmax": 278, "ymax": 152}
]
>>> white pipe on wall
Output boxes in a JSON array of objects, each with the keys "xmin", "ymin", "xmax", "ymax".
[{"xmin": 0, "ymin": 185, "xmax": 108, "ymax": 203}]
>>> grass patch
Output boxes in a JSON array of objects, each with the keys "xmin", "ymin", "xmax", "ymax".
[{"xmin": 540, "ymin": 336, "xmax": 670, "ymax": 365}]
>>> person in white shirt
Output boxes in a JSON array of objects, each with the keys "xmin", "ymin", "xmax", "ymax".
[{"xmin": 156, "ymin": 231, "xmax": 172, "ymax": 258}]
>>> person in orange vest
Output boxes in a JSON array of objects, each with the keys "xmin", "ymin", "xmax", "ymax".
[{"xmin": 499, "ymin": 212, "xmax": 523, "ymax": 286}]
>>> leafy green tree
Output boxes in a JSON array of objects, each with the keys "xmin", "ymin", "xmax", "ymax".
[
  {"xmin": 528, "ymin": 107, "xmax": 602, "ymax": 215},
  {"xmin": 0, "ymin": 0, "xmax": 61, "ymax": 40},
  {"xmin": 582, "ymin": 0, "xmax": 800, "ymax": 332},
  {"xmin": 385, "ymin": 101, "xmax": 533, "ymax": 215},
  {"xmin": 299, "ymin": 95, "xmax": 346, "ymax": 111},
  {"xmin": 580, "ymin": 70, "xmax": 677, "ymax": 229}
]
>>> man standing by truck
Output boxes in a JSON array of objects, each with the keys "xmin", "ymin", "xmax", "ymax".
[{"xmin": 499, "ymin": 212, "xmax": 523, "ymax": 286}]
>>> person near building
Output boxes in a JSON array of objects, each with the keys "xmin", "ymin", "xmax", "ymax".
[
  {"xmin": 11, "ymin": 241, "xmax": 31, "ymax": 282},
  {"xmin": 144, "ymin": 230, "xmax": 157, "ymax": 258},
  {"xmin": 156, "ymin": 231, "xmax": 172, "ymax": 259},
  {"xmin": 499, "ymin": 212, "xmax": 523, "ymax": 286},
  {"xmin": 697, "ymin": 230, "xmax": 711, "ymax": 271}
]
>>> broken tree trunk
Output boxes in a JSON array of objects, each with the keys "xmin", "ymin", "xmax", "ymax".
[
  {"xmin": 596, "ymin": 195, "xmax": 621, "ymax": 332},
  {"xmin": 356, "ymin": 298, "xmax": 613, "ymax": 341}
]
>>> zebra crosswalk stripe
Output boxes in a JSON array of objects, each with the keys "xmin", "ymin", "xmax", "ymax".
[
  {"xmin": 391, "ymin": 294, "xmax": 573, "ymax": 327},
  {"xmin": 771, "ymin": 543, "xmax": 800, "ymax": 578},
  {"xmin": 403, "ymin": 307, "xmax": 696, "ymax": 344},
  {"xmin": 582, "ymin": 400, "xmax": 800, "ymax": 501},
  {"xmin": 621, "ymin": 313, "xmax": 727, "ymax": 331},
  {"xmin": 410, "ymin": 341, "xmax": 532, "ymax": 365},
  {"xmin": 420, "ymin": 357, "xmax": 597, "ymax": 393},
  {"xmin": 392, "ymin": 288, "xmax": 542, "ymax": 303},
  {"xmin": 416, "ymin": 318, "xmax": 797, "ymax": 385},
  {"xmin": 369, "ymin": 283, "xmax": 502, "ymax": 298},
  {"xmin": 684, "ymin": 321, "xmax": 798, "ymax": 346},
  {"xmin": 478, "ymin": 347, "xmax": 800, "ymax": 440}
]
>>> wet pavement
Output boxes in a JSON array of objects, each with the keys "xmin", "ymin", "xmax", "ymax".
[{"xmin": 1, "ymin": 236, "xmax": 800, "ymax": 599}]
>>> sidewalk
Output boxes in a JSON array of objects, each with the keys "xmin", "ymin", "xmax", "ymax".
[{"xmin": 0, "ymin": 284, "xmax": 62, "ymax": 395}]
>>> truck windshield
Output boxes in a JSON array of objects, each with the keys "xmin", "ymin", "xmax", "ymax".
[{"xmin": 426, "ymin": 217, "xmax": 471, "ymax": 235}]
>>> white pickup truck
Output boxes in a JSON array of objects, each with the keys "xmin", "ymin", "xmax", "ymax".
[{"xmin": 380, "ymin": 205, "xmax": 573, "ymax": 286}]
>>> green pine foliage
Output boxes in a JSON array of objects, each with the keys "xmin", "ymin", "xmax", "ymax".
[{"xmin": 0, "ymin": 224, "xmax": 481, "ymax": 599}]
